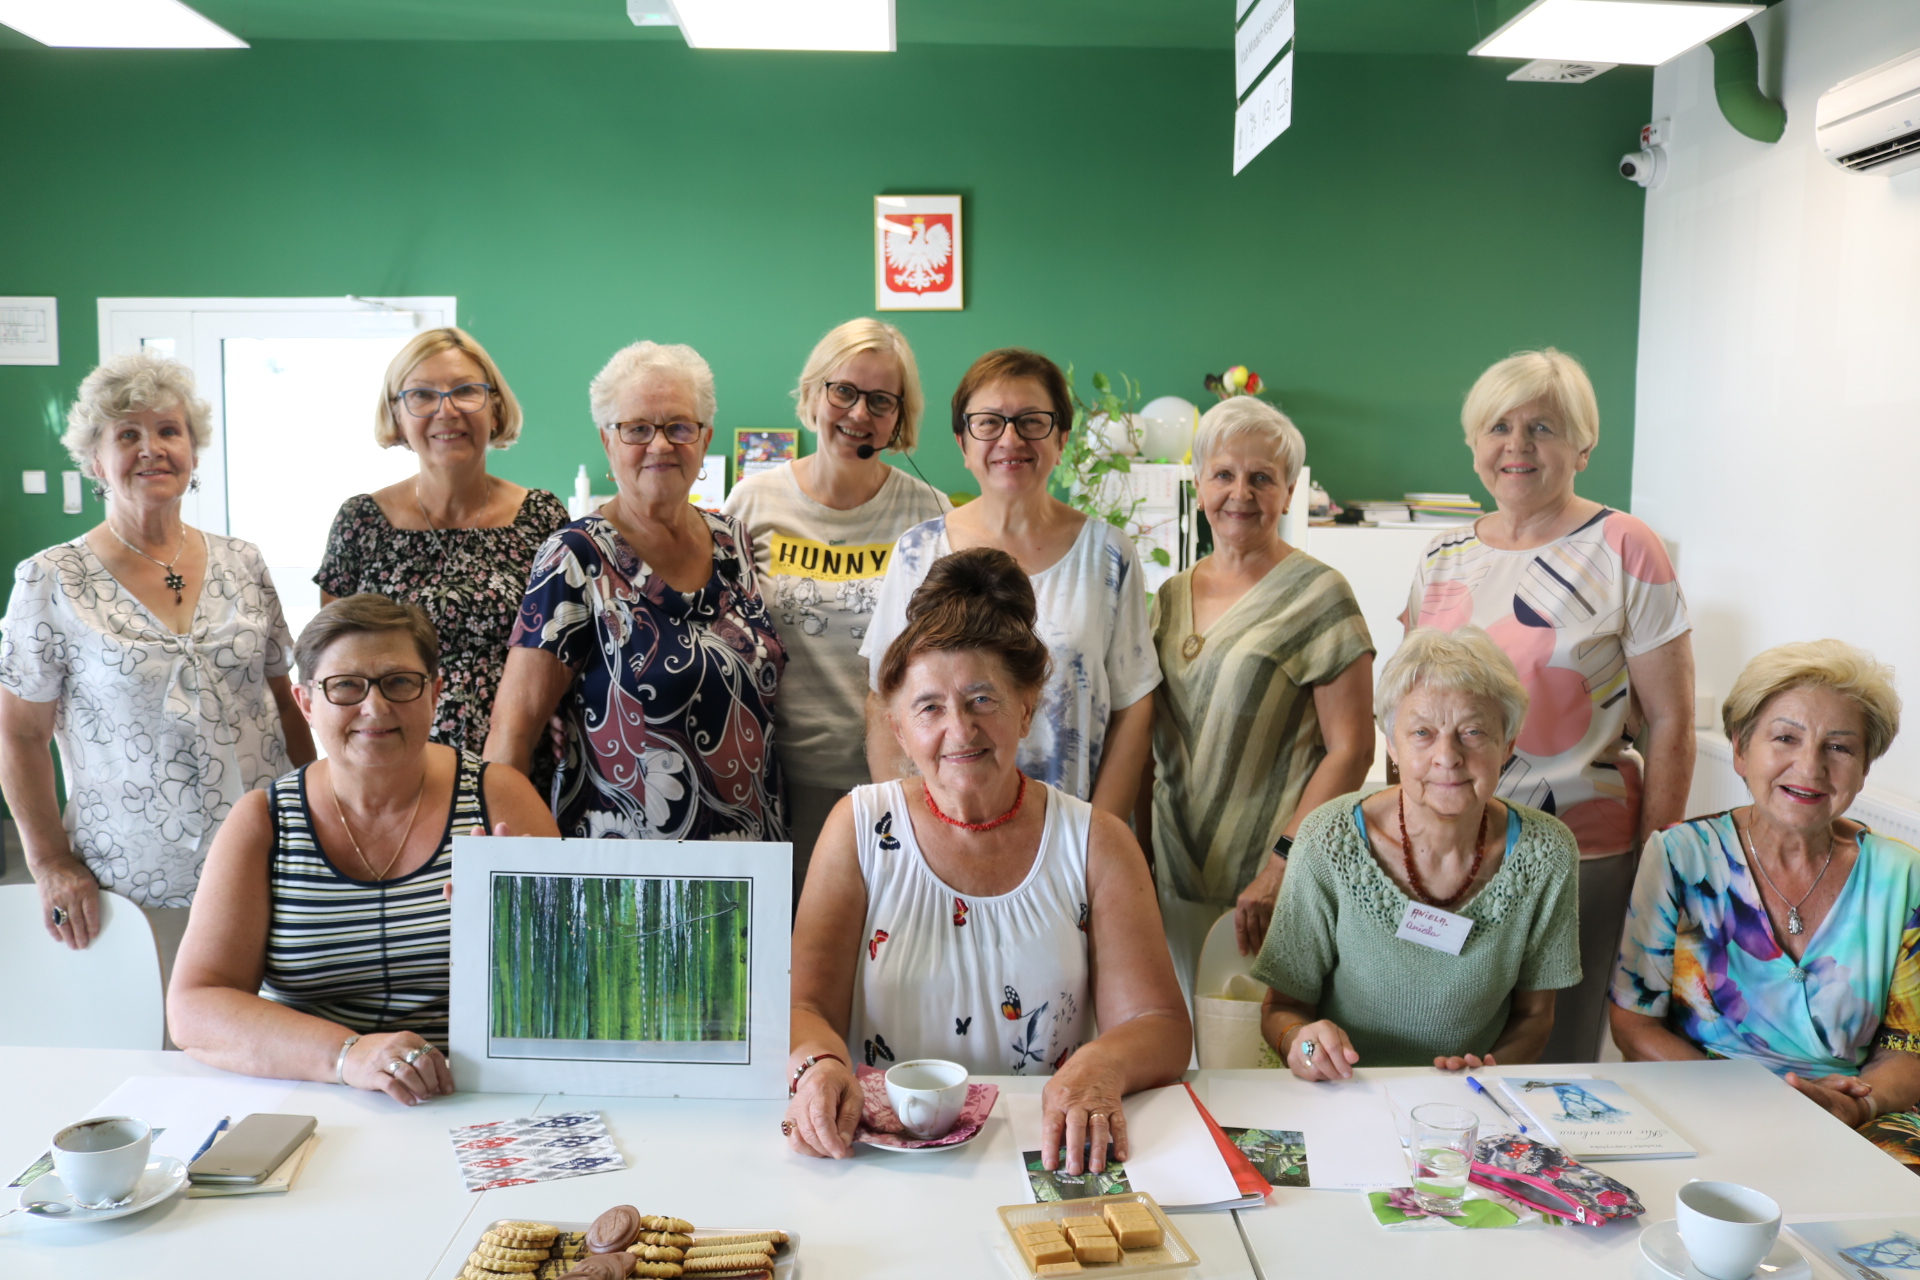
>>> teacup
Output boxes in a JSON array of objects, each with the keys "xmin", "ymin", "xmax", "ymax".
[
  {"xmin": 52, "ymin": 1116, "xmax": 152, "ymax": 1209},
  {"xmin": 884, "ymin": 1059, "xmax": 970, "ymax": 1140},
  {"xmin": 1676, "ymin": 1179, "xmax": 1781, "ymax": 1280}
]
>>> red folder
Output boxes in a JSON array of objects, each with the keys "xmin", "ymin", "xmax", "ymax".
[{"xmin": 1183, "ymin": 1081, "xmax": 1273, "ymax": 1200}]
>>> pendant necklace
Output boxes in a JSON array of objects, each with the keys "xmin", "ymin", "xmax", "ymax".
[
  {"xmin": 332, "ymin": 770, "xmax": 429, "ymax": 882},
  {"xmin": 1739, "ymin": 815, "xmax": 1837, "ymax": 963},
  {"xmin": 923, "ymin": 773, "xmax": 1027, "ymax": 832},
  {"xmin": 106, "ymin": 522, "xmax": 190, "ymax": 605},
  {"xmin": 415, "ymin": 480, "xmax": 448, "ymax": 556},
  {"xmin": 1396, "ymin": 788, "xmax": 1489, "ymax": 910}
]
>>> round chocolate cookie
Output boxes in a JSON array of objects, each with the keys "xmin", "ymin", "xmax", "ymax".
[
  {"xmin": 563, "ymin": 1252, "xmax": 637, "ymax": 1280},
  {"xmin": 587, "ymin": 1206, "xmax": 643, "ymax": 1254}
]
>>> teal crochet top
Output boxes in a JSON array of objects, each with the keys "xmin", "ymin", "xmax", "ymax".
[{"xmin": 1251, "ymin": 791, "xmax": 1583, "ymax": 1066}]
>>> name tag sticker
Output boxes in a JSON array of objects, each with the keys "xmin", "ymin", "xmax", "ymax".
[{"xmin": 1396, "ymin": 901, "xmax": 1473, "ymax": 955}]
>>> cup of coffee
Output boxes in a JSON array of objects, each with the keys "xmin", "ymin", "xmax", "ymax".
[
  {"xmin": 52, "ymin": 1116, "xmax": 152, "ymax": 1209},
  {"xmin": 1676, "ymin": 1180, "xmax": 1781, "ymax": 1280},
  {"xmin": 884, "ymin": 1059, "xmax": 970, "ymax": 1140}
]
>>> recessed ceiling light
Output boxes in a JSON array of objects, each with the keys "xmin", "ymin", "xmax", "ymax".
[
  {"xmin": 1470, "ymin": 0, "xmax": 1762, "ymax": 67},
  {"xmin": 668, "ymin": 0, "xmax": 893, "ymax": 51},
  {"xmin": 0, "ymin": 0, "xmax": 246, "ymax": 47}
]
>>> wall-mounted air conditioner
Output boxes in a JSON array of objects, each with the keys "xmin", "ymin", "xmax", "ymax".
[{"xmin": 1816, "ymin": 46, "xmax": 1920, "ymax": 175}]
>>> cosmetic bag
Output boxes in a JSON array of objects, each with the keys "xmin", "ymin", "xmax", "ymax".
[{"xmin": 1468, "ymin": 1135, "xmax": 1644, "ymax": 1226}]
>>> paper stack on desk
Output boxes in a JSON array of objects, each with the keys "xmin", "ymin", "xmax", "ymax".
[{"xmin": 1010, "ymin": 1084, "xmax": 1252, "ymax": 1211}]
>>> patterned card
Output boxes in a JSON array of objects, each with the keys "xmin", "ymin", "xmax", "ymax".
[{"xmin": 448, "ymin": 1111, "xmax": 625, "ymax": 1192}]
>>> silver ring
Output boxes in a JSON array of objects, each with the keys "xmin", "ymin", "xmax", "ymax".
[
  {"xmin": 1302, "ymin": 1038, "xmax": 1317, "ymax": 1061},
  {"xmin": 385, "ymin": 1060, "xmax": 405, "ymax": 1076},
  {"xmin": 50, "ymin": 906, "xmax": 68, "ymax": 927},
  {"xmin": 402, "ymin": 1047, "xmax": 428, "ymax": 1066}
]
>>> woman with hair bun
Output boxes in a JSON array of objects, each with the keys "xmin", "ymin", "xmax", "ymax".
[{"xmin": 786, "ymin": 548, "xmax": 1189, "ymax": 1175}]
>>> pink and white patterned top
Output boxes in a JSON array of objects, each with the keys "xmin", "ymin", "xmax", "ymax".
[{"xmin": 1403, "ymin": 508, "xmax": 1689, "ymax": 858}]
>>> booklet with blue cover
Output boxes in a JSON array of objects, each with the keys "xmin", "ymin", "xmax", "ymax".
[{"xmin": 1494, "ymin": 1077, "xmax": 1696, "ymax": 1160}]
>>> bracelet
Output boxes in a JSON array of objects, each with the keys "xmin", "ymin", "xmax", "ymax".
[
  {"xmin": 788, "ymin": 1052, "xmax": 848, "ymax": 1099},
  {"xmin": 1273, "ymin": 1019, "xmax": 1308, "ymax": 1058},
  {"xmin": 1272, "ymin": 835, "xmax": 1294, "ymax": 861},
  {"xmin": 335, "ymin": 1034, "xmax": 361, "ymax": 1085}
]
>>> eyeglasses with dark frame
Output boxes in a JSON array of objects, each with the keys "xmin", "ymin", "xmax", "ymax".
[
  {"xmin": 963, "ymin": 410, "xmax": 1059, "ymax": 442},
  {"xmin": 395, "ymin": 383, "xmax": 494, "ymax": 418},
  {"xmin": 605, "ymin": 420, "xmax": 706, "ymax": 446},
  {"xmin": 314, "ymin": 671, "xmax": 431, "ymax": 706},
  {"xmin": 823, "ymin": 381, "xmax": 901, "ymax": 419}
]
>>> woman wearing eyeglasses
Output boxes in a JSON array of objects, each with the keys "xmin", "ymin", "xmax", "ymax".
[
  {"xmin": 485, "ymin": 341, "xmax": 788, "ymax": 843},
  {"xmin": 316, "ymin": 328, "xmax": 568, "ymax": 763},
  {"xmin": 723, "ymin": 320, "xmax": 949, "ymax": 891},
  {"xmin": 861, "ymin": 348, "xmax": 1161, "ymax": 817},
  {"xmin": 168, "ymin": 594, "xmax": 558, "ymax": 1103}
]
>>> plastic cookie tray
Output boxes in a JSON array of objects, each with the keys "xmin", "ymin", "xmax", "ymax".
[
  {"xmin": 995, "ymin": 1194, "xmax": 1199, "ymax": 1277},
  {"xmin": 467, "ymin": 1220, "xmax": 800, "ymax": 1280}
]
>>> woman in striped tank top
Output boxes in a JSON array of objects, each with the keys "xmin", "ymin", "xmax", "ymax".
[{"xmin": 169, "ymin": 595, "xmax": 556, "ymax": 1105}]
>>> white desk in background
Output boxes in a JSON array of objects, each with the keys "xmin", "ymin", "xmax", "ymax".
[{"xmin": 1218, "ymin": 1059, "xmax": 1920, "ymax": 1280}]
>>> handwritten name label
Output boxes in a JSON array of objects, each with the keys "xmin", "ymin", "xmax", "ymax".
[{"xmin": 1395, "ymin": 901, "xmax": 1473, "ymax": 955}]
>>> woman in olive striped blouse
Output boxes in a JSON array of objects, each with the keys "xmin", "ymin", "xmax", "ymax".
[{"xmin": 168, "ymin": 595, "xmax": 557, "ymax": 1106}]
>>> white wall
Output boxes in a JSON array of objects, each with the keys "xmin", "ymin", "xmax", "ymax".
[{"xmin": 1632, "ymin": 0, "xmax": 1920, "ymax": 798}]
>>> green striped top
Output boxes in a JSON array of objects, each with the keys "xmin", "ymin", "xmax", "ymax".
[{"xmin": 1149, "ymin": 551, "xmax": 1374, "ymax": 906}]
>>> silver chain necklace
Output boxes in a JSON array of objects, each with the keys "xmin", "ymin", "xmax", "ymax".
[
  {"xmin": 105, "ymin": 521, "xmax": 190, "ymax": 605},
  {"xmin": 1738, "ymin": 815, "xmax": 1838, "ymax": 939}
]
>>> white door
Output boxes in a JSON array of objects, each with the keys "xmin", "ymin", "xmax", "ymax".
[{"xmin": 97, "ymin": 297, "xmax": 456, "ymax": 638}]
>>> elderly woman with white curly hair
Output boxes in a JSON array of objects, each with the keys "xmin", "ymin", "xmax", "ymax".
[
  {"xmin": 1253, "ymin": 627, "xmax": 1582, "ymax": 1078},
  {"xmin": 485, "ymin": 341, "xmax": 787, "ymax": 841},
  {"xmin": 0, "ymin": 351, "xmax": 314, "ymax": 972},
  {"xmin": 1140, "ymin": 396, "xmax": 1375, "ymax": 997}
]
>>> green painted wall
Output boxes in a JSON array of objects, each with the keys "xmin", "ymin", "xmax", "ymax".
[{"xmin": 0, "ymin": 41, "xmax": 1650, "ymax": 581}]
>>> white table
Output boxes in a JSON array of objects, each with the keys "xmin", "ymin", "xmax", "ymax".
[{"xmin": 1220, "ymin": 1060, "xmax": 1920, "ymax": 1280}]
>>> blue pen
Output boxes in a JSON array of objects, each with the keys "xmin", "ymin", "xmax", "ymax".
[
  {"xmin": 189, "ymin": 1116, "xmax": 231, "ymax": 1165},
  {"xmin": 1465, "ymin": 1077, "xmax": 1530, "ymax": 1135}
]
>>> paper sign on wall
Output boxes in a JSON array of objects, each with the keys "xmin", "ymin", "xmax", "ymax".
[
  {"xmin": 1235, "ymin": 0, "xmax": 1294, "ymax": 99},
  {"xmin": 1233, "ymin": 49, "xmax": 1294, "ymax": 175},
  {"xmin": 0, "ymin": 297, "xmax": 58, "ymax": 366}
]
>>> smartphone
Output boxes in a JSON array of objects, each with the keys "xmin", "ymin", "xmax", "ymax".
[{"xmin": 186, "ymin": 1113, "xmax": 316, "ymax": 1185}]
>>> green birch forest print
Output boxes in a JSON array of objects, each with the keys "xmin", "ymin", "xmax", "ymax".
[{"xmin": 490, "ymin": 875, "xmax": 751, "ymax": 1061}]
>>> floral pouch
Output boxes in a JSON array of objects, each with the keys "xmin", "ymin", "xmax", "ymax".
[{"xmin": 1468, "ymin": 1136, "xmax": 1644, "ymax": 1226}]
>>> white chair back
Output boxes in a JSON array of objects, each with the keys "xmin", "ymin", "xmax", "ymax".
[
  {"xmin": 1193, "ymin": 910, "xmax": 1268, "ymax": 1068},
  {"xmin": 0, "ymin": 886, "xmax": 165, "ymax": 1049}
]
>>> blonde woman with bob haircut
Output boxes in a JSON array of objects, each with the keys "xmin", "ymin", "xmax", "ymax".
[
  {"xmin": 1143, "ymin": 396, "xmax": 1375, "ymax": 997},
  {"xmin": 1403, "ymin": 346, "xmax": 1694, "ymax": 1063},
  {"xmin": 316, "ymin": 327, "xmax": 568, "ymax": 759},
  {"xmin": 725, "ymin": 319, "xmax": 948, "ymax": 892},
  {"xmin": 1254, "ymin": 627, "xmax": 1582, "ymax": 1077},
  {"xmin": 1612, "ymin": 640, "xmax": 1920, "ymax": 1169},
  {"xmin": 0, "ymin": 351, "xmax": 314, "ymax": 976}
]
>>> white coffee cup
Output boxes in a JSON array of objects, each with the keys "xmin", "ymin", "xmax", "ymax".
[
  {"xmin": 884, "ymin": 1059, "xmax": 969, "ymax": 1139},
  {"xmin": 52, "ymin": 1116, "xmax": 152, "ymax": 1209},
  {"xmin": 1676, "ymin": 1179, "xmax": 1781, "ymax": 1280}
]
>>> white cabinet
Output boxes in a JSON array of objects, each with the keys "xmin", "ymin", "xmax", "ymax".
[{"xmin": 1300, "ymin": 523, "xmax": 1435, "ymax": 667}]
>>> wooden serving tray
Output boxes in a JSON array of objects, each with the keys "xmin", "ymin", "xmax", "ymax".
[{"xmin": 995, "ymin": 1193, "xmax": 1198, "ymax": 1277}]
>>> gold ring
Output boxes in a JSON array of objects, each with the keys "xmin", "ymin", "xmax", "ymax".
[{"xmin": 780, "ymin": 1119, "xmax": 794, "ymax": 1137}]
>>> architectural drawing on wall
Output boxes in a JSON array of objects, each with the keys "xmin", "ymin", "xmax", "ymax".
[{"xmin": 0, "ymin": 297, "xmax": 58, "ymax": 365}]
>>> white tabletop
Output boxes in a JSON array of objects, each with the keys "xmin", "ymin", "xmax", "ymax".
[
  {"xmin": 4, "ymin": 1052, "xmax": 1916, "ymax": 1279},
  {"xmin": 1218, "ymin": 1059, "xmax": 1920, "ymax": 1280}
]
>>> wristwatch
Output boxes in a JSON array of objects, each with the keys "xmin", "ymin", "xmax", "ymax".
[{"xmin": 1272, "ymin": 835, "xmax": 1294, "ymax": 861}]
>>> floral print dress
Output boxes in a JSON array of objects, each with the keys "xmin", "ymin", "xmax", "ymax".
[
  {"xmin": 315, "ymin": 489, "xmax": 569, "ymax": 755},
  {"xmin": 509, "ymin": 510, "xmax": 786, "ymax": 841},
  {"xmin": 0, "ymin": 534, "xmax": 293, "ymax": 907}
]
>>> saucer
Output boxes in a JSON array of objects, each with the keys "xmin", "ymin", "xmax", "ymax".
[
  {"xmin": 17, "ymin": 1157, "xmax": 188, "ymax": 1224},
  {"xmin": 856, "ymin": 1124, "xmax": 985, "ymax": 1154},
  {"xmin": 1640, "ymin": 1218, "xmax": 1811, "ymax": 1280}
]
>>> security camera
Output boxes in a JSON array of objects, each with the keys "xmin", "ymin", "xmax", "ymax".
[{"xmin": 1620, "ymin": 146, "xmax": 1666, "ymax": 188}]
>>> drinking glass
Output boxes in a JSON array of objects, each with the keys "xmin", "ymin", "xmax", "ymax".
[{"xmin": 1410, "ymin": 1103, "xmax": 1479, "ymax": 1214}]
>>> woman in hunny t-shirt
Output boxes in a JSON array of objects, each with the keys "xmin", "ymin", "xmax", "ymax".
[
  {"xmin": 1404, "ymin": 347, "xmax": 1695, "ymax": 1064},
  {"xmin": 725, "ymin": 319, "xmax": 948, "ymax": 897}
]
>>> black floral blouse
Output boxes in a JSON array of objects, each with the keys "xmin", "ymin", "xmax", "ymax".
[{"xmin": 315, "ymin": 489, "xmax": 569, "ymax": 755}]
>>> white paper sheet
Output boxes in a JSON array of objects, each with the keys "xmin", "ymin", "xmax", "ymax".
[
  {"xmin": 1382, "ymin": 1074, "xmax": 1548, "ymax": 1143},
  {"xmin": 1007, "ymin": 1085, "xmax": 1240, "ymax": 1209},
  {"xmin": 1206, "ymin": 1075, "xmax": 1407, "ymax": 1191},
  {"xmin": 87, "ymin": 1075, "xmax": 299, "ymax": 1164}
]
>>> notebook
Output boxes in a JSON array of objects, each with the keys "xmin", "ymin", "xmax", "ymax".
[{"xmin": 1494, "ymin": 1077, "xmax": 1695, "ymax": 1160}]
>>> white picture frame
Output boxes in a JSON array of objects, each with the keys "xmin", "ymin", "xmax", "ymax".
[
  {"xmin": 450, "ymin": 836, "xmax": 791, "ymax": 1099},
  {"xmin": 875, "ymin": 195, "xmax": 964, "ymax": 311},
  {"xmin": 0, "ymin": 296, "xmax": 58, "ymax": 365}
]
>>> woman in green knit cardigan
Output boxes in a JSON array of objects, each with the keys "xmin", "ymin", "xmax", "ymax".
[{"xmin": 1253, "ymin": 627, "xmax": 1582, "ymax": 1075}]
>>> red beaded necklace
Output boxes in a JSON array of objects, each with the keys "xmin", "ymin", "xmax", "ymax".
[
  {"xmin": 923, "ymin": 773, "xmax": 1028, "ymax": 832},
  {"xmin": 1396, "ymin": 788, "xmax": 1489, "ymax": 910}
]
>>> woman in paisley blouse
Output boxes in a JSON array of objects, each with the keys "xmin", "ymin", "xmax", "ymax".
[
  {"xmin": 1612, "ymin": 640, "xmax": 1920, "ymax": 1170},
  {"xmin": 486, "ymin": 341, "xmax": 787, "ymax": 841},
  {"xmin": 316, "ymin": 327, "xmax": 568, "ymax": 760},
  {"xmin": 0, "ymin": 351, "xmax": 314, "ymax": 977}
]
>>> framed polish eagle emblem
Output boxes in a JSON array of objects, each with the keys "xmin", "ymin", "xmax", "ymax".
[{"xmin": 875, "ymin": 195, "xmax": 963, "ymax": 311}]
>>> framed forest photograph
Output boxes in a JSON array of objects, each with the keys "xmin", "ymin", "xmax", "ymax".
[{"xmin": 450, "ymin": 837, "xmax": 791, "ymax": 1098}]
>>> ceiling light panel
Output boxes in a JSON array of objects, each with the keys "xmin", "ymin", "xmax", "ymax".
[
  {"xmin": 1470, "ymin": 0, "xmax": 1761, "ymax": 67},
  {"xmin": 669, "ymin": 0, "xmax": 893, "ymax": 51},
  {"xmin": 0, "ymin": 0, "xmax": 247, "ymax": 47}
]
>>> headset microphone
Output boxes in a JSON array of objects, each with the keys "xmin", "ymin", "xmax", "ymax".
[
  {"xmin": 855, "ymin": 443, "xmax": 877, "ymax": 459},
  {"xmin": 850, "ymin": 419, "xmax": 944, "ymax": 505}
]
